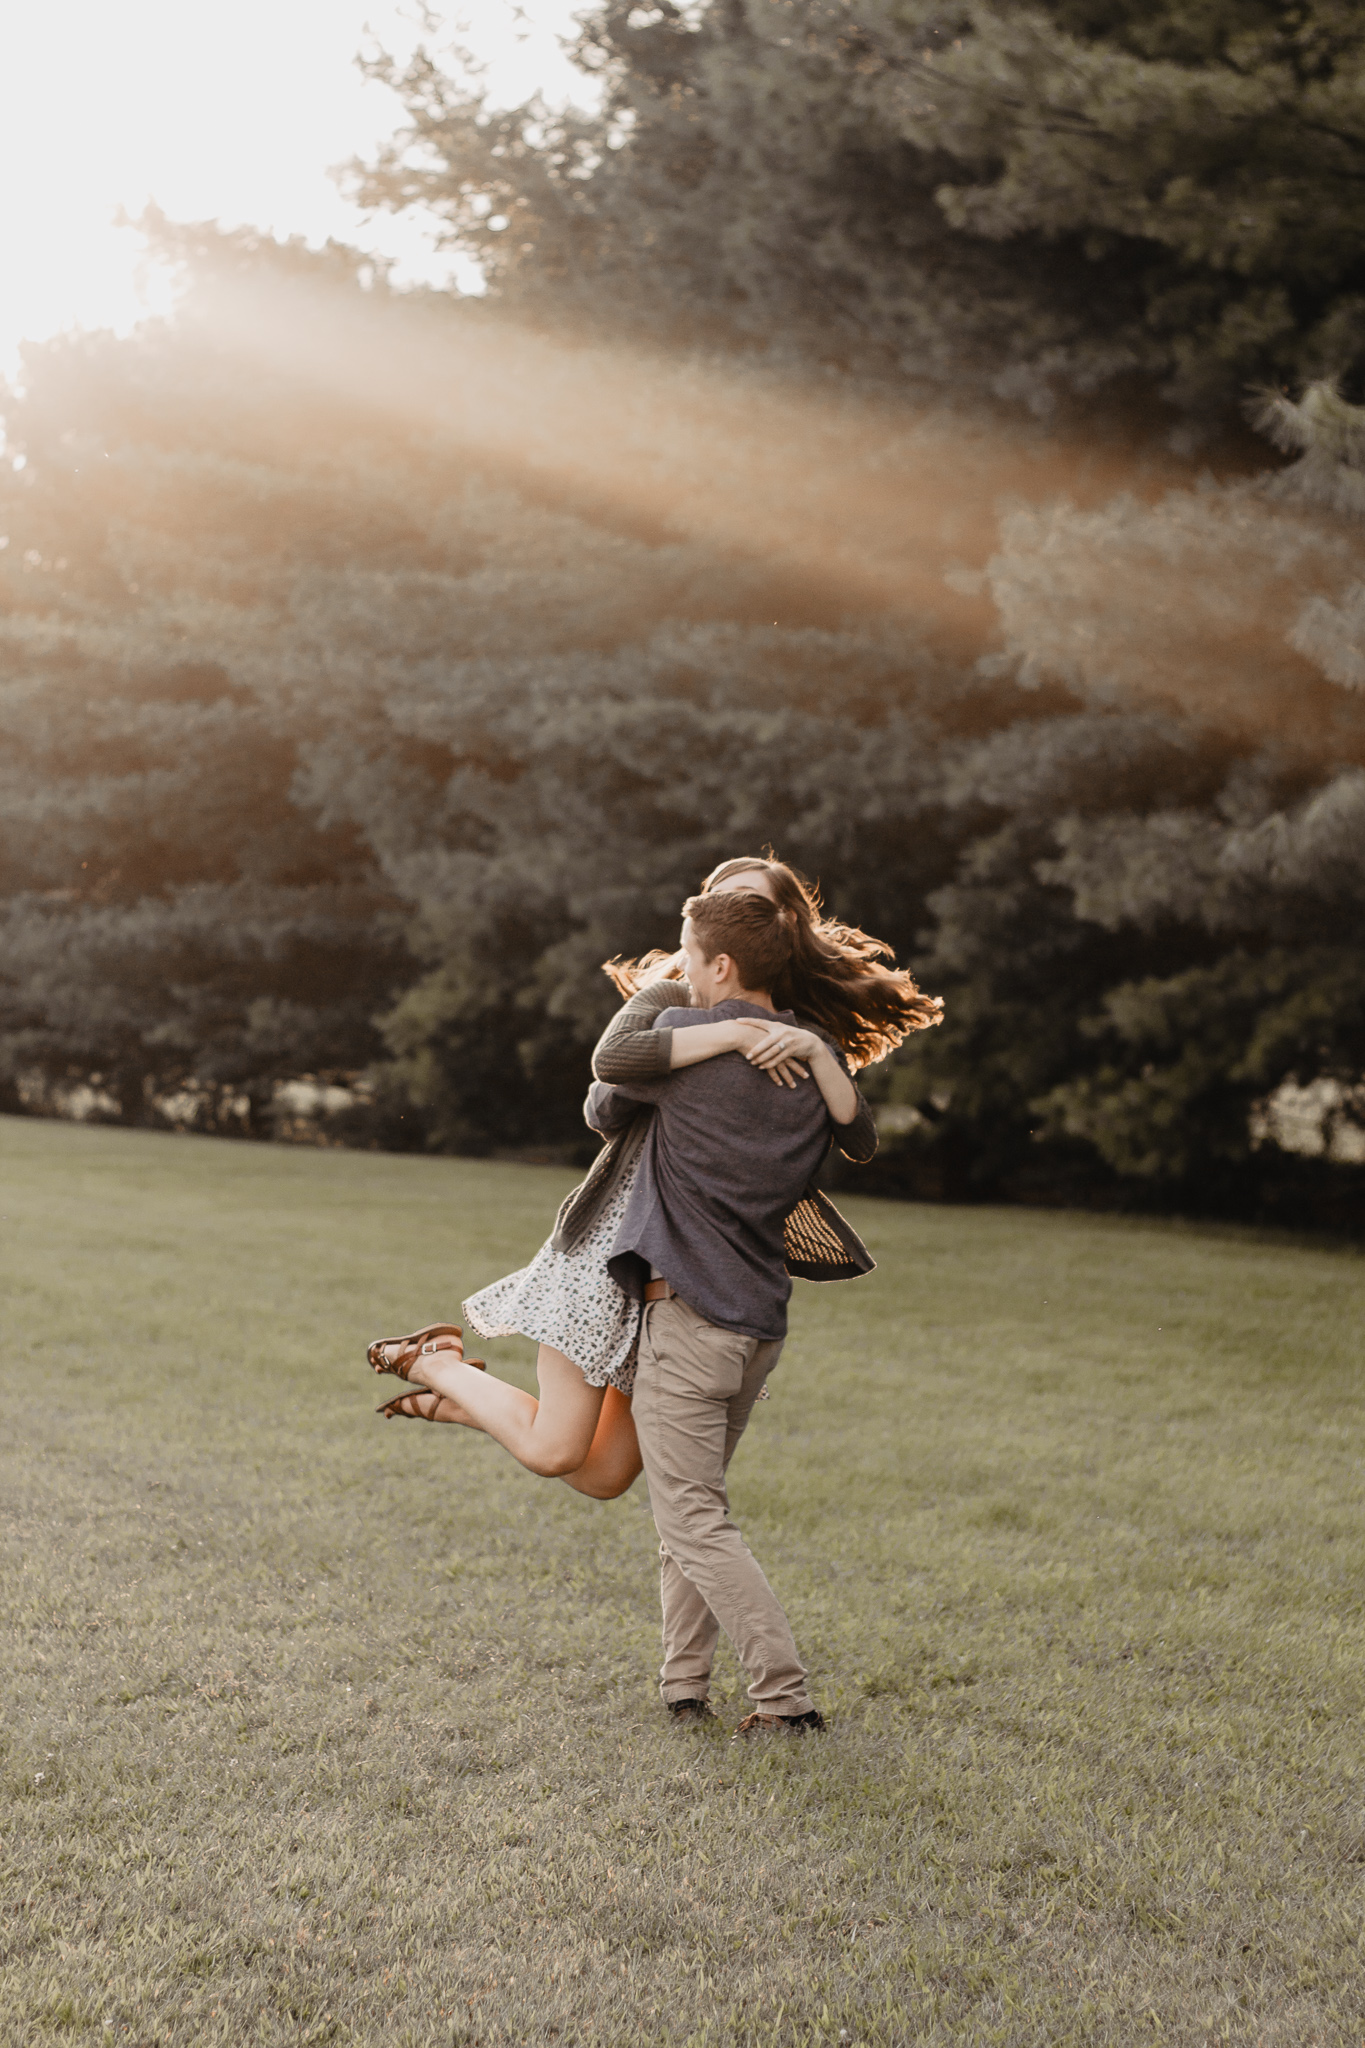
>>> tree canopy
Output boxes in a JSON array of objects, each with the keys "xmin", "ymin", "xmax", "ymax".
[
  {"xmin": 354, "ymin": 0, "xmax": 1365, "ymax": 418},
  {"xmin": 4, "ymin": 9, "xmax": 1365, "ymax": 1224}
]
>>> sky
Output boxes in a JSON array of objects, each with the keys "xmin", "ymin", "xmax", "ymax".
[{"xmin": 0, "ymin": 1, "xmax": 595, "ymax": 371}]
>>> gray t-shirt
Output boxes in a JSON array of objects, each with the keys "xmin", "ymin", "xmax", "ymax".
[{"xmin": 583, "ymin": 999, "xmax": 849, "ymax": 1341}]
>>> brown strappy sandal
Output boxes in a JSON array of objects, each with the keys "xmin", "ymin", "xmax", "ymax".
[
  {"xmin": 366, "ymin": 1324, "xmax": 484, "ymax": 1378},
  {"xmin": 377, "ymin": 1386, "xmax": 463, "ymax": 1421}
]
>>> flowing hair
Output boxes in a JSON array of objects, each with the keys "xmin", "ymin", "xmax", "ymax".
[{"xmin": 603, "ymin": 855, "xmax": 942, "ymax": 1069}]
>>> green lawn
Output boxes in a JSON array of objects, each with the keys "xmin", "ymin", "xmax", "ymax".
[{"xmin": 2, "ymin": 1115, "xmax": 1364, "ymax": 2047}]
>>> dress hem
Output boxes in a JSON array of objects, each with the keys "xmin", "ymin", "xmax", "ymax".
[{"xmin": 461, "ymin": 1298, "xmax": 640, "ymax": 1393}]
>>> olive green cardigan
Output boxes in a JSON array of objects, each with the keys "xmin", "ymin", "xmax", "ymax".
[{"xmin": 551, "ymin": 979, "xmax": 877, "ymax": 1282}]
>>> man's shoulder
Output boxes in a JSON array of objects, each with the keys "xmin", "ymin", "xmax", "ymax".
[
  {"xmin": 668, "ymin": 1000, "xmax": 793, "ymax": 1028},
  {"xmin": 654, "ymin": 1000, "xmax": 768, "ymax": 1030}
]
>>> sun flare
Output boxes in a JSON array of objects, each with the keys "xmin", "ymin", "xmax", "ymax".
[{"xmin": 0, "ymin": 0, "xmax": 590, "ymax": 372}]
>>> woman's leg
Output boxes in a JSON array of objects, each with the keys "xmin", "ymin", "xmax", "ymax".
[
  {"xmin": 393, "ymin": 1339, "xmax": 640, "ymax": 1493},
  {"xmin": 561, "ymin": 1387, "xmax": 643, "ymax": 1501}
]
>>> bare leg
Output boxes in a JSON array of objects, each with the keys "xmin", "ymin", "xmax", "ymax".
[
  {"xmin": 562, "ymin": 1387, "xmax": 643, "ymax": 1500},
  {"xmin": 388, "ymin": 1340, "xmax": 641, "ymax": 1496}
]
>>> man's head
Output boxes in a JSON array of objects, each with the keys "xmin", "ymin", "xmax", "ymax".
[{"xmin": 680, "ymin": 890, "xmax": 794, "ymax": 1008}]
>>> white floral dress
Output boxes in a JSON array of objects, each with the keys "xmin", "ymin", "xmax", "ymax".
[{"xmin": 462, "ymin": 1156, "xmax": 642, "ymax": 1395}]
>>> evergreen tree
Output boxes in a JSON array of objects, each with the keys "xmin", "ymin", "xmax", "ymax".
[
  {"xmin": 6, "ymin": 209, "xmax": 1365, "ymax": 1221},
  {"xmin": 353, "ymin": 1, "xmax": 1365, "ymax": 415},
  {"xmin": 0, "ymin": 223, "xmax": 980, "ymax": 1148},
  {"xmin": 879, "ymin": 384, "xmax": 1365, "ymax": 1213}
]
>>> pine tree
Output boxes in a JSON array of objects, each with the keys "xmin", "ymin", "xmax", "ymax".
[
  {"xmin": 353, "ymin": 1, "xmax": 1365, "ymax": 415},
  {"xmin": 882, "ymin": 384, "xmax": 1365, "ymax": 1209},
  {"xmin": 0, "ymin": 222, "xmax": 978, "ymax": 1148},
  {"xmin": 7, "ymin": 212, "xmax": 1365, "ymax": 1218}
]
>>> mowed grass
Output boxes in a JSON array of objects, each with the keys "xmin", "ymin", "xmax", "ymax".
[{"xmin": 2, "ymin": 1119, "xmax": 1364, "ymax": 2048}]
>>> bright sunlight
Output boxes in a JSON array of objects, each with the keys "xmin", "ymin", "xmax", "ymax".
[{"xmin": 0, "ymin": 0, "xmax": 591, "ymax": 369}]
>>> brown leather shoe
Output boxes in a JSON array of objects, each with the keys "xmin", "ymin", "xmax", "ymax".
[
  {"xmin": 666, "ymin": 1698, "xmax": 718, "ymax": 1728},
  {"xmin": 732, "ymin": 1709, "xmax": 826, "ymax": 1739}
]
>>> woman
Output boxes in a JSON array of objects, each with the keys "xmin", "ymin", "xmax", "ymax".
[{"xmin": 368, "ymin": 856, "xmax": 941, "ymax": 1496}]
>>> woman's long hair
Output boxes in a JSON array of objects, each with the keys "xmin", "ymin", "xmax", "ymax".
[{"xmin": 603, "ymin": 855, "xmax": 942, "ymax": 1069}]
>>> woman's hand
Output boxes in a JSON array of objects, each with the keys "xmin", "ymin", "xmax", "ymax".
[
  {"xmin": 730, "ymin": 1017, "xmax": 816, "ymax": 1088},
  {"xmin": 734, "ymin": 1019, "xmax": 859, "ymax": 1122},
  {"xmin": 666, "ymin": 1013, "xmax": 822, "ymax": 1088}
]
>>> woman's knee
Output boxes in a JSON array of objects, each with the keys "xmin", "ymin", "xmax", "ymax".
[
  {"xmin": 590, "ymin": 1450, "xmax": 645, "ymax": 1498},
  {"xmin": 524, "ymin": 1444, "xmax": 587, "ymax": 1478},
  {"xmin": 573, "ymin": 1471, "xmax": 632, "ymax": 1500}
]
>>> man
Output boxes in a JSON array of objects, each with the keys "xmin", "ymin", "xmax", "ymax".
[{"xmin": 585, "ymin": 888, "xmax": 866, "ymax": 1737}]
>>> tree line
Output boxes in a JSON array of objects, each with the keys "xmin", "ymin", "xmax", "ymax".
[{"xmin": 2, "ymin": 1, "xmax": 1364, "ymax": 1224}]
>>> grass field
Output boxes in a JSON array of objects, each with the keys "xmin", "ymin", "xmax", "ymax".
[{"xmin": 3, "ymin": 1114, "xmax": 1365, "ymax": 2047}]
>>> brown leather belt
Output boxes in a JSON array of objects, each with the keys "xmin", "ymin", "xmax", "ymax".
[{"xmin": 644, "ymin": 1278, "xmax": 676, "ymax": 1302}]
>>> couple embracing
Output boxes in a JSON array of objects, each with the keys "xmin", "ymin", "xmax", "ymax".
[{"xmin": 368, "ymin": 856, "xmax": 941, "ymax": 1736}]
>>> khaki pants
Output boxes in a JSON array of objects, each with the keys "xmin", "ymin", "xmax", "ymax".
[{"xmin": 632, "ymin": 1295, "xmax": 813, "ymax": 1716}]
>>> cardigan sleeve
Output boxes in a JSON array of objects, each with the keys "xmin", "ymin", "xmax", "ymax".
[
  {"xmin": 591, "ymin": 976, "xmax": 692, "ymax": 1083},
  {"xmin": 805, "ymin": 1029, "xmax": 879, "ymax": 1164},
  {"xmin": 584, "ymin": 1079, "xmax": 650, "ymax": 1136},
  {"xmin": 834, "ymin": 1089, "xmax": 878, "ymax": 1164}
]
